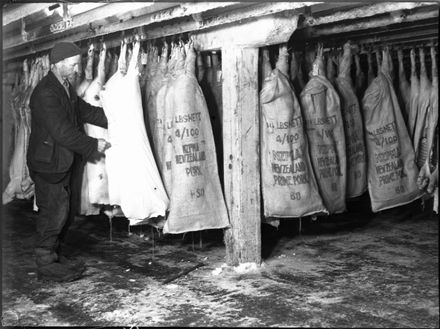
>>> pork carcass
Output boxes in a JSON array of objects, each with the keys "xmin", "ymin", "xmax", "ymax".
[
  {"xmin": 76, "ymin": 44, "xmax": 94, "ymax": 98},
  {"xmin": 196, "ymin": 50, "xmax": 205, "ymax": 83},
  {"xmin": 334, "ymin": 42, "xmax": 367, "ymax": 198},
  {"xmin": 375, "ymin": 50, "xmax": 382, "ymax": 77},
  {"xmin": 367, "ymin": 50, "xmax": 375, "ymax": 87},
  {"xmin": 100, "ymin": 39, "xmax": 169, "ymax": 225},
  {"xmin": 299, "ymin": 44, "xmax": 347, "ymax": 214},
  {"xmin": 326, "ymin": 53, "xmax": 337, "ymax": 85},
  {"xmin": 79, "ymin": 43, "xmax": 110, "ymax": 216},
  {"xmin": 397, "ymin": 49, "xmax": 411, "ymax": 124},
  {"xmin": 407, "ymin": 48, "xmax": 420, "ymax": 138},
  {"xmin": 2, "ymin": 58, "xmax": 39, "ymax": 204},
  {"xmin": 261, "ymin": 44, "xmax": 327, "ymax": 217},
  {"xmin": 108, "ymin": 51, "xmax": 119, "ymax": 81},
  {"xmin": 354, "ymin": 53, "xmax": 366, "ymax": 99},
  {"xmin": 289, "ymin": 50, "xmax": 305, "ymax": 95},
  {"xmin": 413, "ymin": 47, "xmax": 432, "ymax": 168}
]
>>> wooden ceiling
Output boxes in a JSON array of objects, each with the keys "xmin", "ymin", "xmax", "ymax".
[{"xmin": 2, "ymin": 1, "xmax": 439, "ymax": 64}]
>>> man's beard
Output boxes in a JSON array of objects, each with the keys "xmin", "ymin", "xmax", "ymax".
[{"xmin": 66, "ymin": 73, "xmax": 78, "ymax": 89}]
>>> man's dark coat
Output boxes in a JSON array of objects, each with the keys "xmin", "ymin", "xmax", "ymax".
[{"xmin": 27, "ymin": 71, "xmax": 108, "ymax": 175}]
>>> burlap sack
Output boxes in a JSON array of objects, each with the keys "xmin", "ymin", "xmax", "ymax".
[
  {"xmin": 300, "ymin": 45, "xmax": 347, "ymax": 214},
  {"xmin": 161, "ymin": 42, "xmax": 229, "ymax": 234},
  {"xmin": 261, "ymin": 45, "xmax": 327, "ymax": 217},
  {"xmin": 362, "ymin": 48, "xmax": 422, "ymax": 212},
  {"xmin": 334, "ymin": 42, "xmax": 367, "ymax": 198}
]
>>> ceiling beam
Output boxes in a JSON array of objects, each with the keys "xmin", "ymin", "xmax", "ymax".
[
  {"xmin": 2, "ymin": 3, "xmax": 58, "ymax": 26},
  {"xmin": 3, "ymin": 2, "xmax": 308, "ymax": 61},
  {"xmin": 3, "ymin": 2, "xmax": 177, "ymax": 50},
  {"xmin": 194, "ymin": 13, "xmax": 299, "ymax": 50},
  {"xmin": 303, "ymin": 2, "xmax": 436, "ymax": 26},
  {"xmin": 303, "ymin": 7, "xmax": 439, "ymax": 38}
]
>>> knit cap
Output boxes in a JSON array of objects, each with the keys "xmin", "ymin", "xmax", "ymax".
[{"xmin": 50, "ymin": 42, "xmax": 82, "ymax": 64}]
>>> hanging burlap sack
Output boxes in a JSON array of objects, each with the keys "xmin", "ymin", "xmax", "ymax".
[
  {"xmin": 161, "ymin": 41, "xmax": 229, "ymax": 234},
  {"xmin": 334, "ymin": 42, "xmax": 367, "ymax": 198},
  {"xmin": 261, "ymin": 44, "xmax": 327, "ymax": 217},
  {"xmin": 300, "ymin": 45, "xmax": 347, "ymax": 214},
  {"xmin": 362, "ymin": 48, "xmax": 422, "ymax": 212}
]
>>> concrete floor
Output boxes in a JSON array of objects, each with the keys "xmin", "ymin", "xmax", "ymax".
[{"xmin": 1, "ymin": 196, "xmax": 439, "ymax": 327}]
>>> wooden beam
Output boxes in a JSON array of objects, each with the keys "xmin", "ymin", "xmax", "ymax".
[
  {"xmin": 352, "ymin": 28, "xmax": 438, "ymax": 46},
  {"xmin": 222, "ymin": 46, "xmax": 261, "ymax": 266},
  {"xmin": 304, "ymin": 7, "xmax": 439, "ymax": 38},
  {"xmin": 3, "ymin": 2, "xmax": 304, "ymax": 61},
  {"xmin": 303, "ymin": 2, "xmax": 436, "ymax": 26},
  {"xmin": 3, "ymin": 3, "xmax": 176, "ymax": 49},
  {"xmin": 2, "ymin": 2, "xmax": 241, "ymax": 61},
  {"xmin": 194, "ymin": 12, "xmax": 300, "ymax": 50},
  {"xmin": 2, "ymin": 3, "xmax": 59, "ymax": 26}
]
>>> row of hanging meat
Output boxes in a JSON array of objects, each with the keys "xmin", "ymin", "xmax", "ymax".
[
  {"xmin": 261, "ymin": 41, "xmax": 438, "ymax": 218},
  {"xmin": 75, "ymin": 37, "xmax": 229, "ymax": 234},
  {"xmin": 3, "ymin": 36, "xmax": 437, "ymax": 231},
  {"xmin": 2, "ymin": 55, "xmax": 50, "ymax": 205}
]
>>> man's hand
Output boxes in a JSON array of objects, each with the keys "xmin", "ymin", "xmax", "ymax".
[
  {"xmin": 417, "ymin": 163, "xmax": 438, "ymax": 194},
  {"xmin": 97, "ymin": 138, "xmax": 111, "ymax": 153},
  {"xmin": 417, "ymin": 163, "xmax": 430, "ymax": 191}
]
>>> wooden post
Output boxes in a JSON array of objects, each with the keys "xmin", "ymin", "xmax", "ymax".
[{"xmin": 222, "ymin": 46, "xmax": 261, "ymax": 266}]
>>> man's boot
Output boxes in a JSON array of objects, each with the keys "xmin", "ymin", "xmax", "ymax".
[
  {"xmin": 56, "ymin": 242, "xmax": 86, "ymax": 270},
  {"xmin": 35, "ymin": 248, "xmax": 85, "ymax": 282}
]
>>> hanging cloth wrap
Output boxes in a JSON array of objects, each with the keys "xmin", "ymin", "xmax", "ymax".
[
  {"xmin": 161, "ymin": 42, "xmax": 229, "ymax": 234},
  {"xmin": 362, "ymin": 48, "xmax": 422, "ymax": 212},
  {"xmin": 413, "ymin": 47, "xmax": 432, "ymax": 169},
  {"xmin": 100, "ymin": 40, "xmax": 169, "ymax": 225},
  {"xmin": 300, "ymin": 45, "xmax": 347, "ymax": 214},
  {"xmin": 334, "ymin": 42, "xmax": 368, "ymax": 198},
  {"xmin": 260, "ymin": 45, "xmax": 327, "ymax": 217}
]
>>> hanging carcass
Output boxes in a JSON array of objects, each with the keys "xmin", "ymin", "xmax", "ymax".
[
  {"xmin": 76, "ymin": 44, "xmax": 95, "ymax": 98},
  {"xmin": 100, "ymin": 37, "xmax": 169, "ymax": 225},
  {"xmin": 354, "ymin": 52, "xmax": 366, "ymax": 99},
  {"xmin": 260, "ymin": 44, "xmax": 327, "ymax": 217},
  {"xmin": 2, "ymin": 58, "xmax": 39, "ymax": 205},
  {"xmin": 79, "ymin": 43, "xmax": 111, "ymax": 216},
  {"xmin": 412, "ymin": 47, "xmax": 432, "ymax": 168},
  {"xmin": 367, "ymin": 49, "xmax": 375, "ymax": 87},
  {"xmin": 408, "ymin": 48, "xmax": 420, "ymax": 138},
  {"xmin": 396, "ymin": 49, "xmax": 411, "ymax": 125}
]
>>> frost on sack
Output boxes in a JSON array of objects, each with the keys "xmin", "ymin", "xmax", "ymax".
[
  {"xmin": 260, "ymin": 45, "xmax": 327, "ymax": 218},
  {"xmin": 100, "ymin": 39, "xmax": 169, "ymax": 225},
  {"xmin": 161, "ymin": 41, "xmax": 229, "ymax": 234},
  {"xmin": 334, "ymin": 42, "xmax": 367, "ymax": 198},
  {"xmin": 362, "ymin": 48, "xmax": 422, "ymax": 212},
  {"xmin": 299, "ymin": 44, "xmax": 347, "ymax": 214}
]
